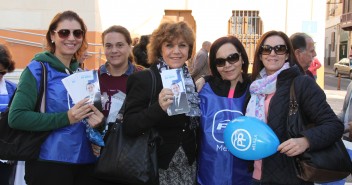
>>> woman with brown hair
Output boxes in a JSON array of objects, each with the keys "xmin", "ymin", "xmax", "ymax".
[
  {"xmin": 247, "ymin": 30, "xmax": 342, "ymax": 185},
  {"xmin": 8, "ymin": 10, "xmax": 104, "ymax": 185},
  {"xmin": 98, "ymin": 25, "xmax": 144, "ymax": 124},
  {"xmin": 123, "ymin": 21, "xmax": 200, "ymax": 185}
]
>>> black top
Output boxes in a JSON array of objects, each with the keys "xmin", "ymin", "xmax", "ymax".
[
  {"xmin": 206, "ymin": 74, "xmax": 250, "ymax": 97},
  {"xmin": 123, "ymin": 65, "xmax": 197, "ymax": 169},
  {"xmin": 204, "ymin": 74, "xmax": 251, "ymax": 112}
]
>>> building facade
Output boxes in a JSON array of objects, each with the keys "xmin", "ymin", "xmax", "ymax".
[{"xmin": 0, "ymin": 0, "xmax": 326, "ymax": 85}]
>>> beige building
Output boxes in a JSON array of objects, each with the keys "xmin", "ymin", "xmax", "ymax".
[
  {"xmin": 325, "ymin": 0, "xmax": 352, "ymax": 76},
  {"xmin": 0, "ymin": 0, "xmax": 325, "ymax": 85}
]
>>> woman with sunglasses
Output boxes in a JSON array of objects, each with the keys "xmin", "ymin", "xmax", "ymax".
[
  {"xmin": 196, "ymin": 36, "xmax": 252, "ymax": 185},
  {"xmin": 8, "ymin": 10, "xmax": 104, "ymax": 185},
  {"xmin": 247, "ymin": 30, "xmax": 343, "ymax": 185}
]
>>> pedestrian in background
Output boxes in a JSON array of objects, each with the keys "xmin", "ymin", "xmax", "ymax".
[
  {"xmin": 290, "ymin": 32, "xmax": 317, "ymax": 79},
  {"xmin": 123, "ymin": 21, "xmax": 200, "ymax": 185},
  {"xmin": 132, "ymin": 34, "xmax": 150, "ymax": 68},
  {"xmin": 0, "ymin": 44, "xmax": 17, "ymax": 185},
  {"xmin": 191, "ymin": 41, "xmax": 211, "ymax": 81},
  {"xmin": 8, "ymin": 10, "xmax": 104, "ymax": 185},
  {"xmin": 308, "ymin": 57, "xmax": 321, "ymax": 80},
  {"xmin": 339, "ymin": 81, "xmax": 352, "ymax": 135},
  {"xmin": 132, "ymin": 36, "xmax": 139, "ymax": 47},
  {"xmin": 247, "ymin": 30, "xmax": 343, "ymax": 185}
]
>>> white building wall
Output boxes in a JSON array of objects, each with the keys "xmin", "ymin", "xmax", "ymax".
[
  {"xmin": 0, "ymin": 0, "xmax": 326, "ymax": 53},
  {"xmin": 0, "ymin": 0, "xmax": 327, "ymax": 85},
  {"xmin": 0, "ymin": 0, "xmax": 326, "ymax": 67},
  {"xmin": 0, "ymin": 0, "xmax": 101, "ymax": 32}
]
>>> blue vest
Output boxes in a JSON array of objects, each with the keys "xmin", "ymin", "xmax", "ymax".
[
  {"xmin": 0, "ymin": 80, "xmax": 16, "ymax": 112},
  {"xmin": 197, "ymin": 83, "xmax": 252, "ymax": 185},
  {"xmin": 28, "ymin": 61, "xmax": 96, "ymax": 164}
]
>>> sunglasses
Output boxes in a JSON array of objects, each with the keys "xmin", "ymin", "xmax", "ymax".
[
  {"xmin": 53, "ymin": 29, "xmax": 84, "ymax": 39},
  {"xmin": 0, "ymin": 71, "xmax": 7, "ymax": 75},
  {"xmin": 260, "ymin": 45, "xmax": 288, "ymax": 55},
  {"xmin": 215, "ymin": 53, "xmax": 241, "ymax": 67}
]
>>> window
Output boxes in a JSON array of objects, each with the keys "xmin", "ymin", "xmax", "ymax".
[{"xmin": 229, "ymin": 10, "xmax": 263, "ymax": 64}]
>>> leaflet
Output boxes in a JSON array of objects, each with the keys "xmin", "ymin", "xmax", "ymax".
[
  {"xmin": 61, "ymin": 70, "xmax": 100, "ymax": 105},
  {"xmin": 160, "ymin": 68, "xmax": 190, "ymax": 116}
]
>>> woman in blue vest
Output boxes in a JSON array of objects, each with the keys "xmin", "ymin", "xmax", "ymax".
[
  {"xmin": 197, "ymin": 36, "xmax": 252, "ymax": 185},
  {"xmin": 8, "ymin": 11, "xmax": 104, "ymax": 185},
  {"xmin": 0, "ymin": 44, "xmax": 17, "ymax": 185}
]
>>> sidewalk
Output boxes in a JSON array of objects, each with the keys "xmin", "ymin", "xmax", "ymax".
[
  {"xmin": 324, "ymin": 63, "xmax": 347, "ymax": 115},
  {"xmin": 325, "ymin": 63, "xmax": 335, "ymax": 75},
  {"xmin": 323, "ymin": 66, "xmax": 351, "ymax": 185},
  {"xmin": 324, "ymin": 89, "xmax": 346, "ymax": 116}
]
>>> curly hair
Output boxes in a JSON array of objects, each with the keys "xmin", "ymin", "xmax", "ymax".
[
  {"xmin": 147, "ymin": 21, "xmax": 195, "ymax": 64},
  {"xmin": 0, "ymin": 44, "xmax": 15, "ymax": 72},
  {"xmin": 46, "ymin": 10, "xmax": 88, "ymax": 60}
]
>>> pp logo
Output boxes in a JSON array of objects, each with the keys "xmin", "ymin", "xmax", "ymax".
[
  {"xmin": 212, "ymin": 109, "xmax": 243, "ymax": 143},
  {"xmin": 231, "ymin": 129, "xmax": 251, "ymax": 151}
]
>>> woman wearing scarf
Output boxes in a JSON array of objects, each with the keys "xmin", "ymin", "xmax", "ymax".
[
  {"xmin": 123, "ymin": 21, "xmax": 200, "ymax": 185},
  {"xmin": 246, "ymin": 30, "xmax": 343, "ymax": 185},
  {"xmin": 196, "ymin": 36, "xmax": 252, "ymax": 185}
]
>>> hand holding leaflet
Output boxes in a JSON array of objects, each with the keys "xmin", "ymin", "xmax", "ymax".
[
  {"xmin": 160, "ymin": 68, "xmax": 190, "ymax": 116},
  {"xmin": 62, "ymin": 70, "xmax": 105, "ymax": 146},
  {"xmin": 62, "ymin": 70, "xmax": 101, "ymax": 105}
]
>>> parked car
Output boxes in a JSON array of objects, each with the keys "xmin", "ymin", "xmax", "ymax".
[{"xmin": 334, "ymin": 58, "xmax": 352, "ymax": 79}]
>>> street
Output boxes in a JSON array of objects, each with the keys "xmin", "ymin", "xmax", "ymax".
[
  {"xmin": 325, "ymin": 74, "xmax": 351, "ymax": 91},
  {"xmin": 324, "ymin": 74, "xmax": 350, "ymax": 116}
]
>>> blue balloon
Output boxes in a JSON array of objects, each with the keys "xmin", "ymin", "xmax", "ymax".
[{"xmin": 223, "ymin": 116, "xmax": 280, "ymax": 160}]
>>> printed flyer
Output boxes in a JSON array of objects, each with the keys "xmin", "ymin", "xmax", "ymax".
[{"xmin": 160, "ymin": 68, "xmax": 190, "ymax": 116}]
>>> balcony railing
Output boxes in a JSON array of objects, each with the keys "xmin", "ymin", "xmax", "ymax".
[
  {"xmin": 341, "ymin": 12, "xmax": 352, "ymax": 30},
  {"xmin": 0, "ymin": 36, "xmax": 44, "ymax": 48}
]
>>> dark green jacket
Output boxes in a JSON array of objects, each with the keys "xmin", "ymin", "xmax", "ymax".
[{"xmin": 9, "ymin": 51, "xmax": 79, "ymax": 131}]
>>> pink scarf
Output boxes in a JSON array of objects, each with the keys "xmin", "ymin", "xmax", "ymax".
[{"xmin": 246, "ymin": 63, "xmax": 290, "ymax": 122}]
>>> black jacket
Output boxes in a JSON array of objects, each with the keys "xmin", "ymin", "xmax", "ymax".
[
  {"xmin": 259, "ymin": 65, "xmax": 344, "ymax": 185},
  {"xmin": 123, "ymin": 65, "xmax": 197, "ymax": 169},
  {"xmin": 168, "ymin": 92, "xmax": 189, "ymax": 115}
]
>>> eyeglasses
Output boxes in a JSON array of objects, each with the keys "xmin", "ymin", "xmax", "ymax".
[
  {"xmin": 260, "ymin": 45, "xmax": 288, "ymax": 55},
  {"xmin": 0, "ymin": 71, "xmax": 7, "ymax": 75},
  {"xmin": 53, "ymin": 29, "xmax": 84, "ymax": 39},
  {"xmin": 215, "ymin": 53, "xmax": 241, "ymax": 67}
]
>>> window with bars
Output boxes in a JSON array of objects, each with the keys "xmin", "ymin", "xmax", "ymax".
[{"xmin": 229, "ymin": 10, "xmax": 263, "ymax": 64}]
